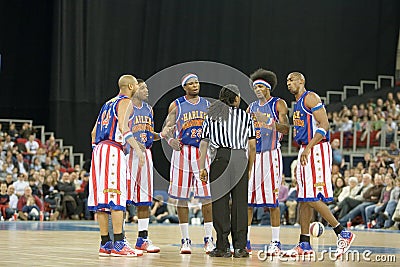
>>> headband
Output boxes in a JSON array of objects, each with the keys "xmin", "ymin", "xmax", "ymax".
[
  {"xmin": 181, "ymin": 74, "xmax": 198, "ymax": 87},
  {"xmin": 252, "ymin": 79, "xmax": 271, "ymax": 89}
]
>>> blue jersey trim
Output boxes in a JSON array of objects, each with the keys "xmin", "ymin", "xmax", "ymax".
[
  {"xmin": 248, "ymin": 202, "xmax": 279, "ymax": 208},
  {"xmin": 297, "ymin": 195, "xmax": 333, "ymax": 203},
  {"xmin": 88, "ymin": 201, "xmax": 126, "ymax": 212}
]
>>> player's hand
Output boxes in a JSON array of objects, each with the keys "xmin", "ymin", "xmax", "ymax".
[
  {"xmin": 199, "ymin": 169, "xmax": 208, "ymax": 183},
  {"xmin": 169, "ymin": 138, "xmax": 182, "ymax": 151},
  {"xmin": 161, "ymin": 126, "xmax": 174, "ymax": 139},
  {"xmin": 300, "ymin": 148, "xmax": 310, "ymax": 166}
]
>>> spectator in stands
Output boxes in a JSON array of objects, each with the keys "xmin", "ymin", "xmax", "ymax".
[
  {"xmin": 45, "ymin": 135, "xmax": 58, "ymax": 157},
  {"xmin": 19, "ymin": 123, "xmax": 33, "ymax": 140},
  {"xmin": 21, "ymin": 196, "xmax": 41, "ymax": 221},
  {"xmin": 25, "ymin": 134, "xmax": 39, "ymax": 159},
  {"xmin": 358, "ymin": 103, "xmax": 367, "ymax": 118},
  {"xmin": 351, "ymin": 105, "xmax": 359, "ymax": 118},
  {"xmin": 7, "ymin": 185, "xmax": 18, "ymax": 213},
  {"xmin": 58, "ymin": 172, "xmax": 80, "ymax": 220},
  {"xmin": 338, "ymin": 105, "xmax": 351, "ymax": 118},
  {"xmin": 338, "ymin": 116, "xmax": 353, "ymax": 147},
  {"xmin": 30, "ymin": 157, "xmax": 42, "ymax": 171},
  {"xmin": 366, "ymin": 175, "xmax": 394, "ymax": 228},
  {"xmin": 332, "ymin": 177, "xmax": 346, "ymax": 206},
  {"xmin": 59, "ymin": 153, "xmax": 71, "ymax": 169},
  {"xmin": 351, "ymin": 115, "xmax": 361, "ymax": 132},
  {"xmin": 333, "ymin": 173, "xmax": 373, "ymax": 219},
  {"xmin": 331, "ymin": 112, "xmax": 341, "ymax": 132},
  {"xmin": 335, "ymin": 177, "xmax": 359, "ymax": 206},
  {"xmin": 0, "ymin": 163, "xmax": 8, "ymax": 180},
  {"xmin": 14, "ymin": 153, "xmax": 28, "ymax": 175},
  {"xmin": 4, "ymin": 174, "xmax": 14, "ymax": 188},
  {"xmin": 76, "ymin": 171, "xmax": 90, "ymax": 220},
  {"xmin": 42, "ymin": 175, "xmax": 61, "ymax": 215},
  {"xmin": 17, "ymin": 186, "xmax": 43, "ymax": 220},
  {"xmin": 338, "ymin": 174, "xmax": 384, "ymax": 227},
  {"xmin": 43, "ymin": 156, "xmax": 54, "ymax": 171},
  {"xmin": 13, "ymin": 173, "xmax": 29, "ymax": 197},
  {"xmin": 150, "ymin": 195, "xmax": 170, "ymax": 223},
  {"xmin": 28, "ymin": 176, "xmax": 42, "ymax": 198},
  {"xmin": 331, "ymin": 139, "xmax": 344, "ymax": 168},
  {"xmin": 362, "ymin": 152, "xmax": 372, "ymax": 169},
  {"xmin": 376, "ymin": 115, "xmax": 396, "ymax": 145},
  {"xmin": 0, "ymin": 182, "xmax": 14, "ymax": 220},
  {"xmin": 7, "ymin": 123, "xmax": 18, "ymax": 141},
  {"xmin": 2, "ymin": 135, "xmax": 14, "ymax": 153},
  {"xmin": 380, "ymin": 177, "xmax": 400, "ymax": 228},
  {"xmin": 32, "ymin": 147, "xmax": 46, "ymax": 165},
  {"xmin": 376, "ymin": 98, "xmax": 385, "ymax": 112}
]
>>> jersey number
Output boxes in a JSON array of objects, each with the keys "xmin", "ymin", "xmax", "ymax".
[
  {"xmin": 140, "ymin": 133, "xmax": 147, "ymax": 143},
  {"xmin": 101, "ymin": 110, "xmax": 111, "ymax": 128},
  {"xmin": 191, "ymin": 128, "xmax": 202, "ymax": 138}
]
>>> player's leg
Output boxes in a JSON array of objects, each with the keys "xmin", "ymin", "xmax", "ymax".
[
  {"xmin": 131, "ymin": 149, "xmax": 160, "ymax": 253},
  {"xmin": 168, "ymin": 146, "xmax": 193, "ymax": 253},
  {"xmin": 192, "ymin": 146, "xmax": 215, "ymax": 253}
]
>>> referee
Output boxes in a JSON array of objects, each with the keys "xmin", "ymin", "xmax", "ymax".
[{"xmin": 199, "ymin": 84, "xmax": 256, "ymax": 258}]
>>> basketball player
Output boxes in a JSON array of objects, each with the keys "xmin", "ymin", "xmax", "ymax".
[
  {"xmin": 163, "ymin": 73, "xmax": 215, "ymax": 254},
  {"xmin": 89, "ymin": 74, "xmax": 144, "ymax": 257},
  {"xmin": 126, "ymin": 79, "xmax": 168, "ymax": 253},
  {"xmin": 285, "ymin": 72, "xmax": 355, "ymax": 258},
  {"xmin": 247, "ymin": 69, "xmax": 289, "ymax": 256}
]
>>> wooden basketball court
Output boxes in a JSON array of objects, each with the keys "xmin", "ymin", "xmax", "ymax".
[{"xmin": 0, "ymin": 221, "xmax": 398, "ymax": 266}]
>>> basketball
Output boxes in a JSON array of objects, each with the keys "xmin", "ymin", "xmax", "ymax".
[{"xmin": 310, "ymin": 222, "xmax": 325, "ymax": 237}]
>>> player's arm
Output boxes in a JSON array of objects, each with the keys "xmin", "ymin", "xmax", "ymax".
[
  {"xmin": 276, "ymin": 99, "xmax": 290, "ymax": 135},
  {"xmin": 300, "ymin": 92, "xmax": 329, "ymax": 166},
  {"xmin": 118, "ymin": 99, "xmax": 145, "ymax": 166},
  {"xmin": 163, "ymin": 102, "xmax": 181, "ymax": 150},
  {"xmin": 247, "ymin": 116, "xmax": 256, "ymax": 179},
  {"xmin": 90, "ymin": 122, "xmax": 97, "ymax": 149}
]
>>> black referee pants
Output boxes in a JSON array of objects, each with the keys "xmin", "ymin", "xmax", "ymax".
[{"xmin": 209, "ymin": 148, "xmax": 248, "ymax": 250}]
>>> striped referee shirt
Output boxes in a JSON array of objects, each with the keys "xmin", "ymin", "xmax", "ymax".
[{"xmin": 201, "ymin": 107, "xmax": 256, "ymax": 149}]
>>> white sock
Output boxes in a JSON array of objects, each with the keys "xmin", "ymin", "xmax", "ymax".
[
  {"xmin": 271, "ymin": 226, "xmax": 280, "ymax": 242},
  {"xmin": 247, "ymin": 225, "xmax": 251, "ymax": 241},
  {"xmin": 204, "ymin": 222, "xmax": 213, "ymax": 238},
  {"xmin": 179, "ymin": 223, "xmax": 189, "ymax": 239},
  {"xmin": 138, "ymin": 218, "xmax": 149, "ymax": 232}
]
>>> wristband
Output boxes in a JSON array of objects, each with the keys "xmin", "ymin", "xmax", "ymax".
[
  {"xmin": 158, "ymin": 132, "xmax": 164, "ymax": 139},
  {"xmin": 167, "ymin": 138, "xmax": 173, "ymax": 145},
  {"xmin": 123, "ymin": 131, "xmax": 133, "ymax": 142},
  {"xmin": 315, "ymin": 128, "xmax": 327, "ymax": 137}
]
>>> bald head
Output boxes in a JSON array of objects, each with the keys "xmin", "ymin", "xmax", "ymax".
[
  {"xmin": 118, "ymin": 74, "xmax": 138, "ymax": 98},
  {"xmin": 288, "ymin": 72, "xmax": 305, "ymax": 82}
]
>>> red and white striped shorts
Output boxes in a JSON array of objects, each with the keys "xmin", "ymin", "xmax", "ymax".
[
  {"xmin": 88, "ymin": 142, "xmax": 129, "ymax": 211},
  {"xmin": 126, "ymin": 149, "xmax": 153, "ymax": 206},
  {"xmin": 248, "ymin": 148, "xmax": 282, "ymax": 207},
  {"xmin": 296, "ymin": 142, "xmax": 333, "ymax": 202},
  {"xmin": 168, "ymin": 145, "xmax": 211, "ymax": 199}
]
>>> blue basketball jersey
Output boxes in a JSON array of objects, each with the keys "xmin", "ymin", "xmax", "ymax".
[
  {"xmin": 249, "ymin": 97, "xmax": 282, "ymax": 152},
  {"xmin": 94, "ymin": 94, "xmax": 129, "ymax": 145},
  {"xmin": 175, "ymin": 96, "xmax": 209, "ymax": 147},
  {"xmin": 293, "ymin": 91, "xmax": 329, "ymax": 145},
  {"xmin": 128, "ymin": 102, "xmax": 155, "ymax": 150}
]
